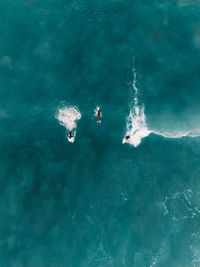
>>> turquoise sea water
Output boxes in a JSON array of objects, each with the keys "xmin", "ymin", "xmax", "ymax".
[{"xmin": 1, "ymin": 0, "xmax": 200, "ymax": 266}]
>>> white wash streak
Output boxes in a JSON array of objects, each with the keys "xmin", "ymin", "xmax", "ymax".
[{"xmin": 123, "ymin": 67, "xmax": 200, "ymax": 147}]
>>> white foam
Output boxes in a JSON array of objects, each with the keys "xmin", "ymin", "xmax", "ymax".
[
  {"xmin": 57, "ymin": 106, "xmax": 81, "ymax": 143},
  {"xmin": 123, "ymin": 107, "xmax": 151, "ymax": 147},
  {"xmin": 154, "ymin": 129, "xmax": 200, "ymax": 139},
  {"xmin": 123, "ymin": 67, "xmax": 200, "ymax": 147}
]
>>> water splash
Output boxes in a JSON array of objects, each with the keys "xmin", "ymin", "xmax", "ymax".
[
  {"xmin": 123, "ymin": 68, "xmax": 151, "ymax": 147},
  {"xmin": 57, "ymin": 106, "xmax": 81, "ymax": 143},
  {"xmin": 123, "ymin": 67, "xmax": 200, "ymax": 147}
]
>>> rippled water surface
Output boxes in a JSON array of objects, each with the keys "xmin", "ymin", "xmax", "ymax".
[{"xmin": 1, "ymin": 0, "xmax": 200, "ymax": 266}]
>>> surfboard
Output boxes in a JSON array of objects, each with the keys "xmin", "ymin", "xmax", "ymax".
[
  {"xmin": 67, "ymin": 136, "xmax": 75, "ymax": 143},
  {"xmin": 122, "ymin": 137, "xmax": 130, "ymax": 144},
  {"xmin": 122, "ymin": 138, "xmax": 127, "ymax": 144}
]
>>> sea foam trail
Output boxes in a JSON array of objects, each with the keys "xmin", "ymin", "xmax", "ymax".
[
  {"xmin": 123, "ymin": 68, "xmax": 200, "ymax": 147},
  {"xmin": 57, "ymin": 106, "xmax": 81, "ymax": 143},
  {"xmin": 123, "ymin": 69, "xmax": 151, "ymax": 147},
  {"xmin": 122, "ymin": 107, "xmax": 151, "ymax": 147}
]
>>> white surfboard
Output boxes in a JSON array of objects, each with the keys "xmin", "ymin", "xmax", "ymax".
[
  {"xmin": 122, "ymin": 137, "xmax": 127, "ymax": 144},
  {"xmin": 67, "ymin": 130, "xmax": 76, "ymax": 143},
  {"xmin": 67, "ymin": 136, "xmax": 75, "ymax": 143}
]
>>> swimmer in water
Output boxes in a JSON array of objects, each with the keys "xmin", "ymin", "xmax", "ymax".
[
  {"xmin": 68, "ymin": 130, "xmax": 73, "ymax": 139},
  {"xmin": 97, "ymin": 107, "xmax": 101, "ymax": 123}
]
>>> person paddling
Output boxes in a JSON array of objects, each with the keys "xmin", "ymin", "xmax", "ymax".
[
  {"xmin": 125, "ymin": 135, "xmax": 130, "ymax": 140},
  {"xmin": 68, "ymin": 130, "xmax": 73, "ymax": 139},
  {"xmin": 97, "ymin": 107, "xmax": 101, "ymax": 123}
]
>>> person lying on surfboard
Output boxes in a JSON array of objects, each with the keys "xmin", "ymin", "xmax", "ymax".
[
  {"xmin": 97, "ymin": 107, "xmax": 101, "ymax": 123},
  {"xmin": 68, "ymin": 130, "xmax": 73, "ymax": 139}
]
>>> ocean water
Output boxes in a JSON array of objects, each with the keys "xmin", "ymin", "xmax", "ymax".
[{"xmin": 1, "ymin": 0, "xmax": 200, "ymax": 266}]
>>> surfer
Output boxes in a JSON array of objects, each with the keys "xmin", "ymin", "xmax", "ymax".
[
  {"xmin": 97, "ymin": 107, "xmax": 101, "ymax": 123},
  {"xmin": 122, "ymin": 134, "xmax": 130, "ymax": 144},
  {"xmin": 125, "ymin": 135, "xmax": 130, "ymax": 140},
  {"xmin": 68, "ymin": 130, "xmax": 73, "ymax": 139}
]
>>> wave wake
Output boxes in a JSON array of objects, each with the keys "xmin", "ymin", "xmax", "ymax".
[
  {"xmin": 123, "ymin": 68, "xmax": 151, "ymax": 147},
  {"xmin": 123, "ymin": 68, "xmax": 200, "ymax": 147},
  {"xmin": 57, "ymin": 106, "xmax": 81, "ymax": 143}
]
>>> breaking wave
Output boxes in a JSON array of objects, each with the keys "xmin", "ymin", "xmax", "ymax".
[
  {"xmin": 57, "ymin": 106, "xmax": 81, "ymax": 143},
  {"xmin": 123, "ymin": 68, "xmax": 200, "ymax": 147},
  {"xmin": 123, "ymin": 68, "xmax": 151, "ymax": 147},
  {"xmin": 122, "ymin": 106, "xmax": 151, "ymax": 147}
]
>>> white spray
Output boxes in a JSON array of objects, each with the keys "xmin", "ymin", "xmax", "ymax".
[
  {"xmin": 57, "ymin": 106, "xmax": 81, "ymax": 143},
  {"xmin": 123, "ymin": 68, "xmax": 151, "ymax": 147}
]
